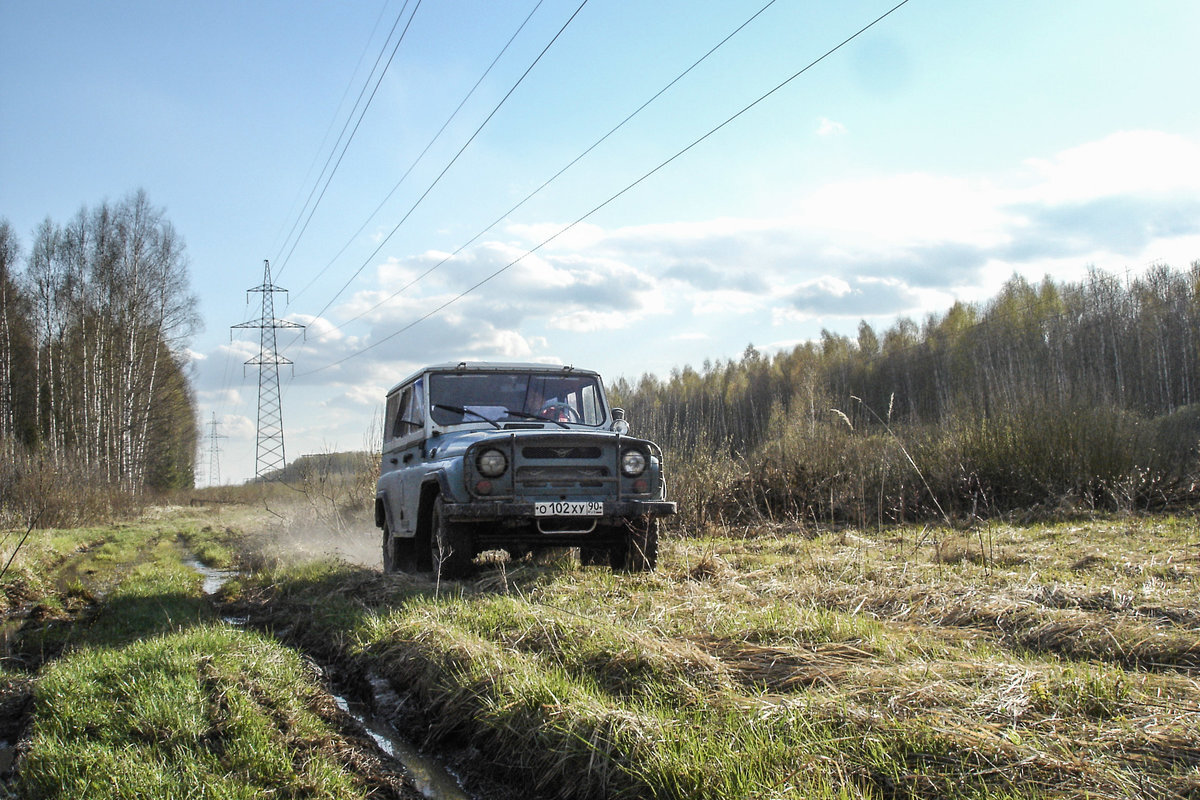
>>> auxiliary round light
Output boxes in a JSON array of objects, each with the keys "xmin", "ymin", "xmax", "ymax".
[
  {"xmin": 477, "ymin": 448, "xmax": 508, "ymax": 477},
  {"xmin": 620, "ymin": 448, "xmax": 647, "ymax": 477},
  {"xmin": 475, "ymin": 479, "xmax": 493, "ymax": 495}
]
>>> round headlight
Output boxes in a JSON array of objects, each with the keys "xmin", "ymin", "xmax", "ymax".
[
  {"xmin": 476, "ymin": 448, "xmax": 508, "ymax": 477},
  {"xmin": 620, "ymin": 448, "xmax": 646, "ymax": 477}
]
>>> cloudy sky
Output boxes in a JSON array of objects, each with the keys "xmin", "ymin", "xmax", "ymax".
[{"xmin": 4, "ymin": 0, "xmax": 1199, "ymax": 484}]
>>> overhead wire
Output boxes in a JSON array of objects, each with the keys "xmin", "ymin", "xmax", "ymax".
[
  {"xmin": 267, "ymin": 0, "xmax": 394, "ymax": 263},
  {"xmin": 286, "ymin": 0, "xmax": 551, "ymax": 310},
  {"xmin": 295, "ymin": 0, "xmax": 915, "ymax": 378},
  {"xmin": 289, "ymin": 0, "xmax": 591, "ymax": 335},
  {"xmin": 273, "ymin": 0, "xmax": 425, "ymax": 280},
  {"xmin": 321, "ymin": 0, "xmax": 783, "ymax": 335}
]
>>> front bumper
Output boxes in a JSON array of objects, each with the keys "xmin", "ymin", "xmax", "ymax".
[{"xmin": 443, "ymin": 499, "xmax": 676, "ymax": 522}]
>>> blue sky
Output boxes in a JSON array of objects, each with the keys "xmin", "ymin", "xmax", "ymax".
[{"xmin": 3, "ymin": 0, "xmax": 1199, "ymax": 484}]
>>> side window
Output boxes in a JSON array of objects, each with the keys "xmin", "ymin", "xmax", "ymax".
[
  {"xmin": 405, "ymin": 379, "xmax": 425, "ymax": 433},
  {"xmin": 384, "ymin": 392, "xmax": 400, "ymax": 444},
  {"xmin": 390, "ymin": 378, "xmax": 426, "ymax": 441},
  {"xmin": 391, "ymin": 387, "xmax": 412, "ymax": 440}
]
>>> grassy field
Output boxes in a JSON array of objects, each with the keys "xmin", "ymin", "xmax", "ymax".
[
  {"xmin": 231, "ymin": 514, "xmax": 1200, "ymax": 799},
  {"xmin": 4, "ymin": 508, "xmax": 1199, "ymax": 798},
  {"xmin": 0, "ymin": 510, "xmax": 418, "ymax": 800}
]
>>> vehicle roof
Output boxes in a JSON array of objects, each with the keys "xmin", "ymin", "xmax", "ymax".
[{"xmin": 385, "ymin": 361, "xmax": 601, "ymax": 396}]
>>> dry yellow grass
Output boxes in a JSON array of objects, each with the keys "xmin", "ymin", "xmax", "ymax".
[{"xmin": 224, "ymin": 513, "xmax": 1200, "ymax": 798}]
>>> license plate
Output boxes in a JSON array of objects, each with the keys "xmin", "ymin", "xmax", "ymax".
[{"xmin": 534, "ymin": 501, "xmax": 603, "ymax": 517}]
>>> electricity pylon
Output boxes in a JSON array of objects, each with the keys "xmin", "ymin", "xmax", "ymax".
[
  {"xmin": 205, "ymin": 412, "xmax": 227, "ymax": 487},
  {"xmin": 231, "ymin": 260, "xmax": 304, "ymax": 480}
]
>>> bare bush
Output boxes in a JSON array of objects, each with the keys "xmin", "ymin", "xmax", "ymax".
[{"xmin": 0, "ymin": 439, "xmax": 138, "ymax": 577}]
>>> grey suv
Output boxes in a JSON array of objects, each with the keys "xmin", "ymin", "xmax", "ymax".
[{"xmin": 375, "ymin": 362, "xmax": 676, "ymax": 579}]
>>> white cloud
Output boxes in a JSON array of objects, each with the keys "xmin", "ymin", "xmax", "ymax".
[
  {"xmin": 197, "ymin": 388, "xmax": 243, "ymax": 405},
  {"xmin": 308, "ymin": 130, "xmax": 1200, "ymax": 399},
  {"xmin": 1021, "ymin": 130, "xmax": 1200, "ymax": 204},
  {"xmin": 548, "ymin": 309, "xmax": 639, "ymax": 332},
  {"xmin": 290, "ymin": 313, "xmax": 344, "ymax": 343},
  {"xmin": 817, "ymin": 117, "xmax": 846, "ymax": 137},
  {"xmin": 219, "ymin": 414, "xmax": 255, "ymax": 440},
  {"xmin": 322, "ymin": 384, "xmax": 383, "ymax": 408},
  {"xmin": 797, "ymin": 172, "xmax": 1012, "ymax": 247}
]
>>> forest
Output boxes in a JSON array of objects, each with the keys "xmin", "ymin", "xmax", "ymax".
[
  {"xmin": 611, "ymin": 262, "xmax": 1200, "ymax": 527},
  {"xmin": 0, "ymin": 191, "xmax": 199, "ymax": 526},
  {"xmin": 3, "ymin": 188, "xmax": 1197, "ymax": 532}
]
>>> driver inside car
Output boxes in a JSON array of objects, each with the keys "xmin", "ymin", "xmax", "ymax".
[{"xmin": 525, "ymin": 384, "xmax": 573, "ymax": 422}]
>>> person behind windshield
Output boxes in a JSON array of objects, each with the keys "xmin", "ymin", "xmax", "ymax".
[{"xmin": 524, "ymin": 382, "xmax": 572, "ymax": 422}]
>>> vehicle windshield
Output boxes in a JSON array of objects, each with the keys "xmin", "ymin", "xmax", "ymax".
[{"xmin": 429, "ymin": 371, "xmax": 606, "ymax": 427}]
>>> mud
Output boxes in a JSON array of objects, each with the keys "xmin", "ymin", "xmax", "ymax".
[
  {"xmin": 334, "ymin": 676, "xmax": 471, "ymax": 800},
  {"xmin": 185, "ymin": 554, "xmax": 518, "ymax": 799}
]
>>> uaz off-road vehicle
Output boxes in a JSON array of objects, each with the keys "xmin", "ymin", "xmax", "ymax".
[{"xmin": 375, "ymin": 362, "xmax": 676, "ymax": 578}]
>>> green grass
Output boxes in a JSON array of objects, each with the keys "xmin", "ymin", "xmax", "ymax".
[
  {"xmin": 233, "ymin": 514, "xmax": 1200, "ymax": 799},
  {"xmin": 6, "ymin": 508, "xmax": 1199, "ymax": 799},
  {"xmin": 20, "ymin": 626, "xmax": 367, "ymax": 800},
  {"xmin": 2, "ymin": 512, "xmax": 406, "ymax": 800}
]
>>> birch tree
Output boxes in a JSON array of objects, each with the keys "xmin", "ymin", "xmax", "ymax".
[
  {"xmin": 0, "ymin": 220, "xmax": 36, "ymax": 458},
  {"xmin": 12, "ymin": 191, "xmax": 200, "ymax": 492}
]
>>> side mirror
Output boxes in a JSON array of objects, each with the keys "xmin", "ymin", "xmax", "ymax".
[{"xmin": 610, "ymin": 407, "xmax": 630, "ymax": 435}]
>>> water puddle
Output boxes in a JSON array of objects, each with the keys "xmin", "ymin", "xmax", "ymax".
[
  {"xmin": 184, "ymin": 557, "xmax": 236, "ymax": 595},
  {"xmin": 334, "ymin": 674, "xmax": 471, "ymax": 800},
  {"xmin": 182, "ymin": 557, "xmax": 469, "ymax": 798}
]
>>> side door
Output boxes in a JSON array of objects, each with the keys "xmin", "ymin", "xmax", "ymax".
[
  {"xmin": 391, "ymin": 377, "xmax": 428, "ymax": 536},
  {"xmin": 380, "ymin": 379, "xmax": 426, "ymax": 536}
]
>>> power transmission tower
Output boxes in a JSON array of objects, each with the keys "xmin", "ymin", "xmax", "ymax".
[
  {"xmin": 231, "ymin": 260, "xmax": 305, "ymax": 480},
  {"xmin": 205, "ymin": 412, "xmax": 227, "ymax": 487}
]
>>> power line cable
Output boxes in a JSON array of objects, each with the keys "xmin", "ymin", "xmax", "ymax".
[
  {"xmin": 273, "ymin": 0, "xmax": 415, "ymax": 272},
  {"xmin": 268, "ymin": 0, "xmax": 395, "ymax": 261},
  {"xmin": 209, "ymin": 3, "xmax": 397, "ymax": 470},
  {"xmin": 322, "ymin": 0, "xmax": 783, "ymax": 334},
  {"xmin": 274, "ymin": 0, "xmax": 425, "ymax": 280},
  {"xmin": 294, "ymin": 0, "xmax": 591, "ymax": 330},
  {"xmin": 296, "ymin": 0, "xmax": 913, "ymax": 378},
  {"xmin": 286, "ymin": 0, "xmax": 549, "ymax": 309}
]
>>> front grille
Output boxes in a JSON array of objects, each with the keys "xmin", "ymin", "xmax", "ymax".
[
  {"xmin": 517, "ymin": 466, "xmax": 611, "ymax": 488},
  {"xmin": 522, "ymin": 446, "xmax": 603, "ymax": 459},
  {"xmin": 513, "ymin": 438, "xmax": 617, "ymax": 497}
]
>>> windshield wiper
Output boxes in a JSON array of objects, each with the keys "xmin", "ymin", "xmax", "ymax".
[
  {"xmin": 503, "ymin": 408, "xmax": 570, "ymax": 429},
  {"xmin": 432, "ymin": 403, "xmax": 502, "ymax": 429}
]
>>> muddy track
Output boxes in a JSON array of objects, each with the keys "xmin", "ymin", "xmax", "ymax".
[{"xmin": 220, "ymin": 581, "xmax": 538, "ymax": 800}]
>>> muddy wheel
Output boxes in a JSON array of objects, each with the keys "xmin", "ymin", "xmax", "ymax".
[
  {"xmin": 382, "ymin": 528, "xmax": 396, "ymax": 573},
  {"xmin": 382, "ymin": 509, "xmax": 400, "ymax": 573},
  {"xmin": 431, "ymin": 496, "xmax": 474, "ymax": 580},
  {"xmin": 383, "ymin": 511, "xmax": 418, "ymax": 573},
  {"xmin": 613, "ymin": 517, "xmax": 658, "ymax": 573}
]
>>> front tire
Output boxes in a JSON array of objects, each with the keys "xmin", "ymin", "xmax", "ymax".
[
  {"xmin": 382, "ymin": 510, "xmax": 418, "ymax": 573},
  {"xmin": 382, "ymin": 528, "xmax": 396, "ymax": 573},
  {"xmin": 613, "ymin": 516, "xmax": 658, "ymax": 573},
  {"xmin": 431, "ymin": 496, "xmax": 475, "ymax": 580}
]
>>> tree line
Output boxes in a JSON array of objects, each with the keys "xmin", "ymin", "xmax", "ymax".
[
  {"xmin": 612, "ymin": 263, "xmax": 1200, "ymax": 526},
  {"xmin": 1, "ymin": 191, "xmax": 199, "ymax": 525}
]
